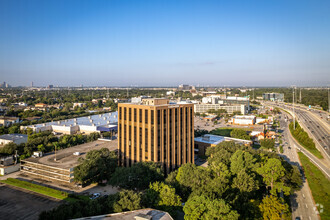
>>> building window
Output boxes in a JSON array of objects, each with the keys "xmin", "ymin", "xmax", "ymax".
[
  {"xmin": 151, "ymin": 110, "xmax": 154, "ymax": 124},
  {"xmin": 129, "ymin": 108, "xmax": 131, "ymax": 121},
  {"xmin": 124, "ymin": 107, "xmax": 127, "ymax": 120},
  {"xmin": 139, "ymin": 109, "xmax": 142, "ymax": 123},
  {"xmin": 134, "ymin": 109, "xmax": 137, "ymax": 122},
  {"xmin": 119, "ymin": 107, "xmax": 122, "ymax": 120},
  {"xmin": 145, "ymin": 109, "xmax": 148, "ymax": 124}
]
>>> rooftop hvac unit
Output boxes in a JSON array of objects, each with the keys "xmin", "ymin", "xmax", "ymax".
[
  {"xmin": 103, "ymin": 117, "xmax": 106, "ymax": 120},
  {"xmin": 202, "ymin": 136, "xmax": 210, "ymax": 141}
]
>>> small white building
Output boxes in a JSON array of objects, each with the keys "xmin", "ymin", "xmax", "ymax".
[
  {"xmin": 73, "ymin": 103, "xmax": 87, "ymax": 108},
  {"xmin": 0, "ymin": 134, "xmax": 28, "ymax": 146},
  {"xmin": 166, "ymin": 91, "xmax": 176, "ymax": 96},
  {"xmin": 231, "ymin": 115, "xmax": 256, "ymax": 125}
]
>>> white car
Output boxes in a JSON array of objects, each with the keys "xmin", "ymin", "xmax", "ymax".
[{"xmin": 90, "ymin": 193, "xmax": 101, "ymax": 200}]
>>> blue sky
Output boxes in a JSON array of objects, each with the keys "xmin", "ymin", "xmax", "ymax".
[{"xmin": 0, "ymin": 0, "xmax": 329, "ymax": 87}]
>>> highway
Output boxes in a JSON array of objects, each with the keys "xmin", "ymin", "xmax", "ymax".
[
  {"xmin": 278, "ymin": 113, "xmax": 320, "ymax": 220},
  {"xmin": 270, "ymin": 102, "xmax": 330, "ymax": 165}
]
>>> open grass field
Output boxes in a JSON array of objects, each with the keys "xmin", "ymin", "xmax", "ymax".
[
  {"xmin": 298, "ymin": 152, "xmax": 330, "ymax": 219},
  {"xmin": 0, "ymin": 178, "xmax": 88, "ymax": 202}
]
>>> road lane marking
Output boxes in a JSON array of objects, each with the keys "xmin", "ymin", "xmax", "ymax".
[{"xmin": 306, "ymin": 204, "xmax": 308, "ymax": 208}]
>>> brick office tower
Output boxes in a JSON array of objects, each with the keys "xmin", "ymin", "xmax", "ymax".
[{"xmin": 118, "ymin": 98, "xmax": 194, "ymax": 173}]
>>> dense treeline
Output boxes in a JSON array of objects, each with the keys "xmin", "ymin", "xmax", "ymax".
[
  {"xmin": 41, "ymin": 141, "xmax": 303, "ymax": 220},
  {"xmin": 243, "ymin": 88, "xmax": 328, "ymax": 111},
  {"xmin": 0, "ymin": 131, "xmax": 100, "ymax": 159},
  {"xmin": 289, "ymin": 121, "xmax": 322, "ymax": 159}
]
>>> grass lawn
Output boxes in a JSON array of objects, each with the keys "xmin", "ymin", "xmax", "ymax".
[
  {"xmin": 210, "ymin": 128, "xmax": 233, "ymax": 137},
  {"xmin": 298, "ymin": 152, "xmax": 330, "ymax": 219},
  {"xmin": 289, "ymin": 123, "xmax": 323, "ymax": 159},
  {"xmin": 0, "ymin": 178, "xmax": 88, "ymax": 202}
]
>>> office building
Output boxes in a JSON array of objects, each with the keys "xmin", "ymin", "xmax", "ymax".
[
  {"xmin": 118, "ymin": 98, "xmax": 194, "ymax": 173},
  {"xmin": 262, "ymin": 93, "xmax": 284, "ymax": 102},
  {"xmin": 194, "ymin": 104, "xmax": 247, "ymax": 115}
]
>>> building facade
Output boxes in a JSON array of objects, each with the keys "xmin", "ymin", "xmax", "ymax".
[
  {"xmin": 118, "ymin": 98, "xmax": 194, "ymax": 173},
  {"xmin": 194, "ymin": 104, "xmax": 247, "ymax": 115},
  {"xmin": 262, "ymin": 93, "xmax": 284, "ymax": 102}
]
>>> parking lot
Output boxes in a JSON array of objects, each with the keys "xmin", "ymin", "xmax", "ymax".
[{"xmin": 0, "ymin": 184, "xmax": 60, "ymax": 220}]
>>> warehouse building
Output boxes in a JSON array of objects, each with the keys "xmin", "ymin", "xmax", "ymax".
[
  {"xmin": 0, "ymin": 134, "xmax": 28, "ymax": 146},
  {"xmin": 20, "ymin": 112, "xmax": 118, "ymax": 135}
]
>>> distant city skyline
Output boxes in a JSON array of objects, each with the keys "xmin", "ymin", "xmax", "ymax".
[{"xmin": 1, "ymin": 0, "xmax": 330, "ymax": 87}]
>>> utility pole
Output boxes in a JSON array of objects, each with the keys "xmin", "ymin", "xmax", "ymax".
[
  {"xmin": 15, "ymin": 150, "xmax": 18, "ymax": 164},
  {"xmin": 54, "ymin": 143, "xmax": 57, "ymax": 161},
  {"xmin": 293, "ymin": 86, "xmax": 296, "ymax": 130},
  {"xmin": 328, "ymin": 87, "xmax": 330, "ymax": 113}
]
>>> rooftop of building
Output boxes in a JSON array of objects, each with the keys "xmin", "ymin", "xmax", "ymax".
[
  {"xmin": 122, "ymin": 98, "xmax": 193, "ymax": 107},
  {"xmin": 233, "ymin": 115, "xmax": 256, "ymax": 119},
  {"xmin": 23, "ymin": 112, "xmax": 118, "ymax": 129},
  {"xmin": 0, "ymin": 133, "xmax": 28, "ymax": 141},
  {"xmin": 194, "ymin": 134, "xmax": 225, "ymax": 145},
  {"xmin": 74, "ymin": 209, "xmax": 173, "ymax": 220},
  {"xmin": 22, "ymin": 139, "xmax": 118, "ymax": 169},
  {"xmin": 203, "ymin": 115, "xmax": 217, "ymax": 119},
  {"xmin": 0, "ymin": 116, "xmax": 19, "ymax": 120}
]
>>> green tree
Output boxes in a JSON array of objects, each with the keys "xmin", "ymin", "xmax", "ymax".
[
  {"xmin": 232, "ymin": 169, "xmax": 258, "ymax": 193},
  {"xmin": 260, "ymin": 139, "xmax": 275, "ymax": 150},
  {"xmin": 144, "ymin": 182, "xmax": 182, "ymax": 214},
  {"xmin": 183, "ymin": 195, "xmax": 239, "ymax": 220},
  {"xmin": 110, "ymin": 162, "xmax": 164, "ymax": 190},
  {"xmin": 259, "ymin": 195, "xmax": 289, "ymax": 220},
  {"xmin": 230, "ymin": 150, "xmax": 256, "ymax": 174},
  {"xmin": 74, "ymin": 148, "xmax": 117, "ymax": 185},
  {"xmin": 8, "ymin": 125, "xmax": 19, "ymax": 134},
  {"xmin": 257, "ymin": 158, "xmax": 289, "ymax": 195},
  {"xmin": 37, "ymin": 144, "xmax": 46, "ymax": 152},
  {"xmin": 113, "ymin": 190, "xmax": 142, "ymax": 213},
  {"xmin": 230, "ymin": 129, "xmax": 250, "ymax": 140}
]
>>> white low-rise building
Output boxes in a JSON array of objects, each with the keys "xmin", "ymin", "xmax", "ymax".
[
  {"xmin": 231, "ymin": 115, "xmax": 256, "ymax": 125},
  {"xmin": 21, "ymin": 112, "xmax": 118, "ymax": 135},
  {"xmin": 194, "ymin": 104, "xmax": 247, "ymax": 115}
]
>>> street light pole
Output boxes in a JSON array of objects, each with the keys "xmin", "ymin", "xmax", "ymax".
[{"xmin": 293, "ymin": 86, "xmax": 295, "ymax": 130}]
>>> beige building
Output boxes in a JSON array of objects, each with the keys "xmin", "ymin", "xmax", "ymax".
[
  {"xmin": 0, "ymin": 116, "xmax": 19, "ymax": 127},
  {"xmin": 118, "ymin": 98, "xmax": 194, "ymax": 173}
]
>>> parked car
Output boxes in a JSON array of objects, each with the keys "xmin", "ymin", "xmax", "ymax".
[{"xmin": 90, "ymin": 193, "xmax": 101, "ymax": 200}]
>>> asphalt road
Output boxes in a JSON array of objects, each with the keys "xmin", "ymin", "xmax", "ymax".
[
  {"xmin": 278, "ymin": 103, "xmax": 330, "ymax": 162},
  {"xmin": 0, "ymin": 183, "xmax": 60, "ymax": 220},
  {"xmin": 278, "ymin": 116, "xmax": 320, "ymax": 220}
]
